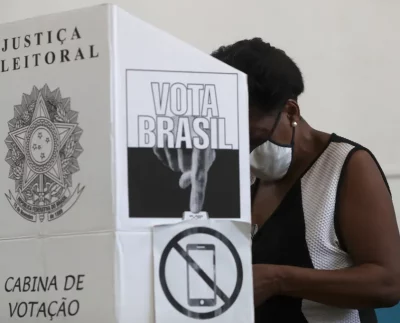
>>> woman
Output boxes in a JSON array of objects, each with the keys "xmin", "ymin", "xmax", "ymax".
[{"xmin": 212, "ymin": 38, "xmax": 400, "ymax": 322}]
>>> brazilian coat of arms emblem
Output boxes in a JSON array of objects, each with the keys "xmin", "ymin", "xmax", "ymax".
[{"xmin": 5, "ymin": 85, "xmax": 85, "ymax": 222}]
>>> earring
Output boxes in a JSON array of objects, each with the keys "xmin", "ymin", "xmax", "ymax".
[{"xmin": 291, "ymin": 121, "xmax": 298, "ymax": 128}]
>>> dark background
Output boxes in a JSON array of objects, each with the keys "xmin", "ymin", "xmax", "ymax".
[{"xmin": 127, "ymin": 148, "xmax": 240, "ymax": 218}]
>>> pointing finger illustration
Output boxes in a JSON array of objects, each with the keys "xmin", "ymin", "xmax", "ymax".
[{"xmin": 190, "ymin": 148, "xmax": 208, "ymax": 213}]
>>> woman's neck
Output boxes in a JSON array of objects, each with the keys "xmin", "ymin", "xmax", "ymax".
[{"xmin": 286, "ymin": 122, "xmax": 331, "ymax": 180}]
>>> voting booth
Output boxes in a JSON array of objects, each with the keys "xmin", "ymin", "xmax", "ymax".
[{"xmin": 0, "ymin": 4, "xmax": 253, "ymax": 322}]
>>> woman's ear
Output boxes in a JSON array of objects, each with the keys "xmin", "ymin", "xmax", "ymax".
[{"xmin": 285, "ymin": 99, "xmax": 301, "ymax": 123}]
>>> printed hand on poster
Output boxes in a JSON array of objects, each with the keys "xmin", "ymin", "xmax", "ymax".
[{"xmin": 153, "ymin": 116, "xmax": 216, "ymax": 213}]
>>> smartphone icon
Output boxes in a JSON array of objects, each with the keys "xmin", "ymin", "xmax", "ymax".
[{"xmin": 186, "ymin": 244, "xmax": 216, "ymax": 307}]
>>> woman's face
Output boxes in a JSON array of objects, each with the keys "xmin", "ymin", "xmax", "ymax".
[{"xmin": 249, "ymin": 105, "xmax": 296, "ymax": 152}]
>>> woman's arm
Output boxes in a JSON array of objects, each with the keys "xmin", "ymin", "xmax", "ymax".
[{"xmin": 254, "ymin": 150, "xmax": 400, "ymax": 308}]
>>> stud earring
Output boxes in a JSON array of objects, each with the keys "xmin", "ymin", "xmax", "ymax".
[{"xmin": 291, "ymin": 121, "xmax": 298, "ymax": 127}]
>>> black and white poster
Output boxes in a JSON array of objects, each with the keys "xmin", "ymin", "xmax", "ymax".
[
  {"xmin": 126, "ymin": 70, "xmax": 242, "ymax": 219},
  {"xmin": 153, "ymin": 220, "xmax": 254, "ymax": 323}
]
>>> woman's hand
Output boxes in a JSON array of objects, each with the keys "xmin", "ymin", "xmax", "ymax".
[{"xmin": 252, "ymin": 264, "xmax": 282, "ymax": 307}]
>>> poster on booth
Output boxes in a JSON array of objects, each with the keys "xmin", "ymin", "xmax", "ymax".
[
  {"xmin": 124, "ymin": 69, "xmax": 250, "ymax": 226},
  {"xmin": 152, "ymin": 220, "xmax": 254, "ymax": 323}
]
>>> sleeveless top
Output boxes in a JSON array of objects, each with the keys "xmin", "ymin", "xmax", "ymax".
[{"xmin": 251, "ymin": 133, "xmax": 390, "ymax": 323}]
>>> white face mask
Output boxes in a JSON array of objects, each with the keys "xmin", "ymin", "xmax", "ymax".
[
  {"xmin": 250, "ymin": 111, "xmax": 295, "ymax": 182},
  {"xmin": 250, "ymin": 140, "xmax": 293, "ymax": 181}
]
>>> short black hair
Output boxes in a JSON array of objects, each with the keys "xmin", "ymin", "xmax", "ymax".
[{"xmin": 211, "ymin": 38, "xmax": 304, "ymax": 114}]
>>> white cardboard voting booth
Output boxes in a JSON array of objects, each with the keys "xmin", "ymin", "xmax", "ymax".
[{"xmin": 0, "ymin": 4, "xmax": 253, "ymax": 322}]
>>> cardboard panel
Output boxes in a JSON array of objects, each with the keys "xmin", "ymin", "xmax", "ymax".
[
  {"xmin": 112, "ymin": 6, "xmax": 251, "ymax": 231},
  {"xmin": 116, "ymin": 231, "xmax": 154, "ymax": 323},
  {"xmin": 0, "ymin": 5, "xmax": 114, "ymax": 238},
  {"xmin": 0, "ymin": 233, "xmax": 115, "ymax": 322},
  {"xmin": 0, "ymin": 5, "xmax": 253, "ymax": 323}
]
